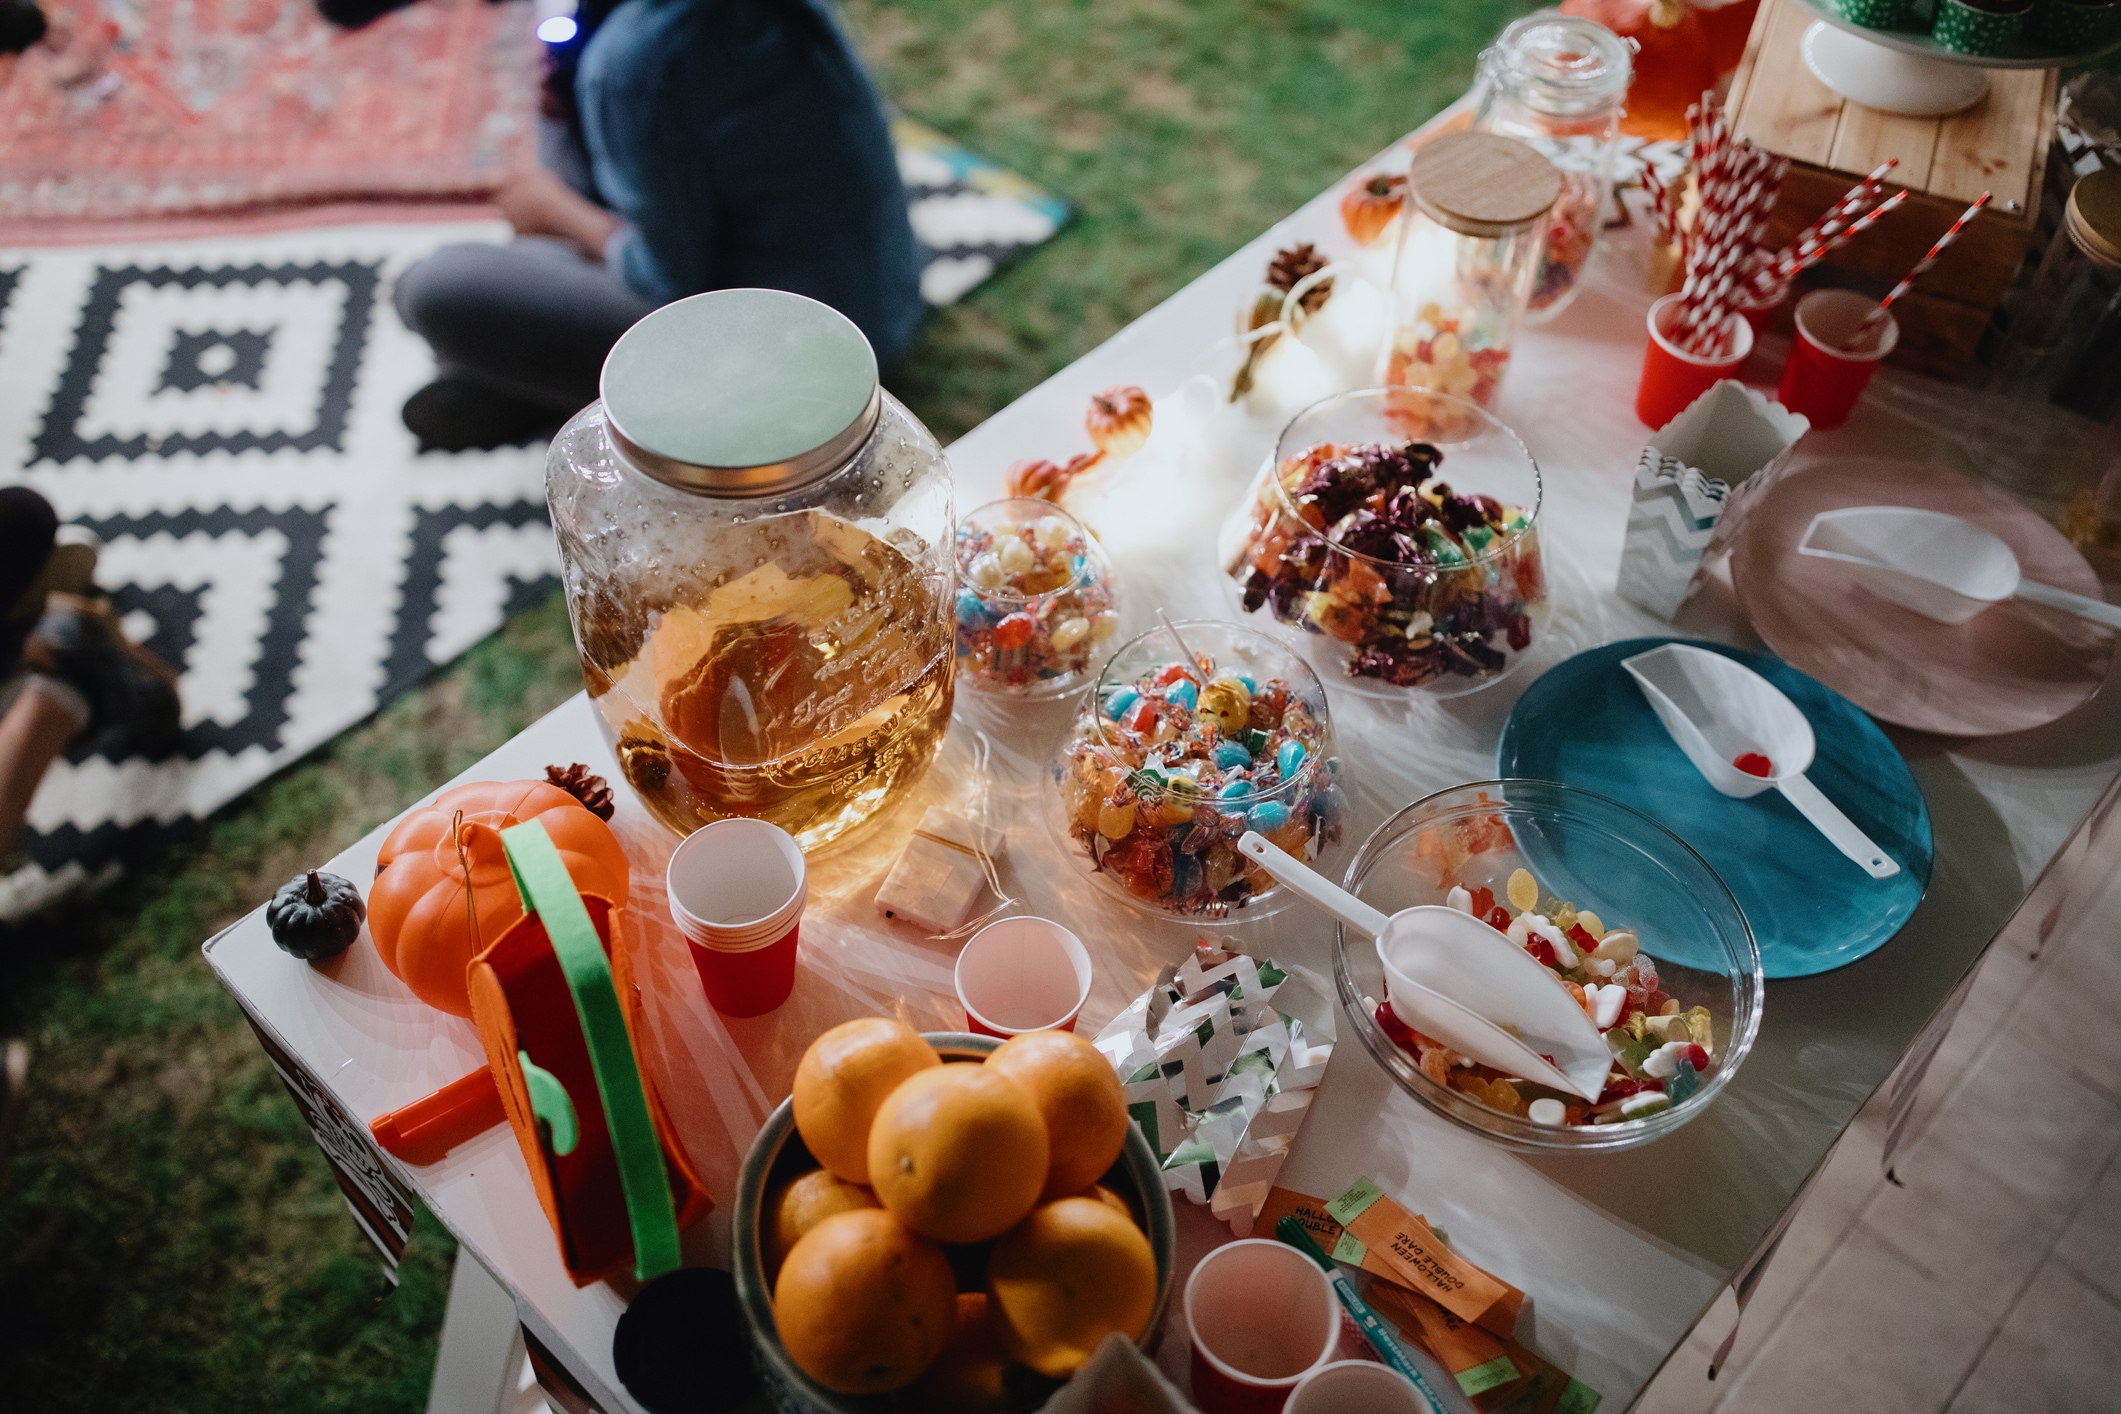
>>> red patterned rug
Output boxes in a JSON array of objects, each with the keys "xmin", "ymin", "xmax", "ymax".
[{"xmin": 0, "ymin": 0, "xmax": 537, "ymax": 243}]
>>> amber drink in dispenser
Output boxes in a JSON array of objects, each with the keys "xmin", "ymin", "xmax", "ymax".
[{"xmin": 546, "ymin": 290, "xmax": 956, "ymax": 848}]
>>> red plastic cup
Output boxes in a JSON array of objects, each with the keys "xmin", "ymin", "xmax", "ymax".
[
  {"xmin": 665, "ymin": 818, "xmax": 806, "ymax": 1017},
  {"xmin": 954, "ymin": 916, "xmax": 1093, "ymax": 1037},
  {"xmin": 1736, "ymin": 277, "xmax": 1789, "ymax": 338},
  {"xmin": 1287, "ymin": 1360, "xmax": 1430, "ymax": 1414},
  {"xmin": 1776, "ymin": 288, "xmax": 1899, "ymax": 431},
  {"xmin": 1185, "ymin": 1239, "xmax": 1341, "ymax": 1414},
  {"xmin": 1636, "ymin": 292, "xmax": 1755, "ymax": 431}
]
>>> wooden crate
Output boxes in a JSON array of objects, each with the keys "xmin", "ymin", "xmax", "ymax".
[{"xmin": 1726, "ymin": 0, "xmax": 2057, "ymax": 377}]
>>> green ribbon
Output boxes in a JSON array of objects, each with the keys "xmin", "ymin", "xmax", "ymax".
[{"xmin": 502, "ymin": 820, "xmax": 681, "ymax": 1282}]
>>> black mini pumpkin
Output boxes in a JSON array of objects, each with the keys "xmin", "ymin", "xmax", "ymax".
[{"xmin": 268, "ymin": 869, "xmax": 367, "ymax": 961}]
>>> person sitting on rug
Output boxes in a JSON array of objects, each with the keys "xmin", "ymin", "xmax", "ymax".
[
  {"xmin": 0, "ymin": 490, "xmax": 182, "ymax": 864},
  {"xmin": 391, "ymin": 0, "xmax": 925, "ymax": 452}
]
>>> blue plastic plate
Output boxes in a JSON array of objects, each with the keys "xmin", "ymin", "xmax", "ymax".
[{"xmin": 1498, "ymin": 638, "xmax": 1932, "ymax": 979}]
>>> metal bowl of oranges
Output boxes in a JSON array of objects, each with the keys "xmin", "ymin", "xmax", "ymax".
[{"xmin": 732, "ymin": 1027, "xmax": 1176, "ymax": 1413}]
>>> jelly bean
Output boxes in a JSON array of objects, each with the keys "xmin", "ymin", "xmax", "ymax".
[
  {"xmin": 1247, "ymin": 801, "xmax": 1292, "ymax": 833},
  {"xmin": 1212, "ymin": 741, "xmax": 1251, "ymax": 770},
  {"xmin": 1105, "ymin": 687, "xmax": 1140, "ymax": 721},
  {"xmin": 1097, "ymin": 797, "xmax": 1139, "ymax": 840},
  {"xmin": 997, "ymin": 536, "xmax": 1035, "ymax": 576},
  {"xmin": 1050, "ymin": 616, "xmax": 1090, "ymax": 651},
  {"xmin": 993, "ymin": 613, "xmax": 1037, "ymax": 650},
  {"xmin": 1733, "ymin": 752, "xmax": 1773, "ymax": 777},
  {"xmin": 1506, "ymin": 868, "xmax": 1538, "ymax": 913},
  {"xmin": 1528, "ymin": 1097, "xmax": 1566, "ymax": 1126},
  {"xmin": 1165, "ymin": 679, "xmax": 1199, "ymax": 711},
  {"xmin": 1276, "ymin": 740, "xmax": 1306, "ymax": 778}
]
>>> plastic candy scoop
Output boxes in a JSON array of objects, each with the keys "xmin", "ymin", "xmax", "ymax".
[
  {"xmin": 1623, "ymin": 643, "xmax": 1900, "ymax": 880},
  {"xmin": 1799, "ymin": 506, "xmax": 2121, "ymax": 630},
  {"xmin": 1237, "ymin": 831, "xmax": 1610, "ymax": 1100}
]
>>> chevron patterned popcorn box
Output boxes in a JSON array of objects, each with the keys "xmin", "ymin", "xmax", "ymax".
[{"xmin": 1616, "ymin": 380, "xmax": 1808, "ymax": 620}]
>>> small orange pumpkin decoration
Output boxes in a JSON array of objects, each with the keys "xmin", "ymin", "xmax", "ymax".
[
  {"xmin": 1084, "ymin": 386, "xmax": 1153, "ymax": 458},
  {"xmin": 1004, "ymin": 451, "xmax": 1101, "ymax": 503},
  {"xmin": 369, "ymin": 780, "xmax": 631, "ymax": 1017},
  {"xmin": 1340, "ymin": 172, "xmax": 1407, "ymax": 246}
]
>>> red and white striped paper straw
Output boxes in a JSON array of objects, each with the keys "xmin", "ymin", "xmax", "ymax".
[
  {"xmin": 1852, "ymin": 191, "xmax": 1991, "ymax": 346},
  {"xmin": 1745, "ymin": 159, "xmax": 1898, "ymax": 300}
]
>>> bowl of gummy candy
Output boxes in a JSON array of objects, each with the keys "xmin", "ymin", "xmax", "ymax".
[
  {"xmin": 955, "ymin": 497, "xmax": 1122, "ymax": 697},
  {"xmin": 1335, "ymin": 780, "xmax": 1761, "ymax": 1152},
  {"xmin": 1048, "ymin": 620, "xmax": 1346, "ymax": 920},
  {"xmin": 1219, "ymin": 386, "xmax": 1546, "ymax": 699}
]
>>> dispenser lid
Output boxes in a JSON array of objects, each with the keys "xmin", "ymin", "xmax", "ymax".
[
  {"xmin": 1410, "ymin": 131, "xmax": 1562, "ymax": 239},
  {"xmin": 1484, "ymin": 15, "xmax": 1632, "ymax": 118},
  {"xmin": 600, "ymin": 288, "xmax": 881, "ymax": 495}
]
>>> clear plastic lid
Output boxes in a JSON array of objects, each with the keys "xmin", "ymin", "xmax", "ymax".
[{"xmin": 1481, "ymin": 15, "xmax": 1633, "ymax": 119}]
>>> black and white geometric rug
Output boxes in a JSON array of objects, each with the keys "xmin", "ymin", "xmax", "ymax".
[{"xmin": 0, "ymin": 175, "xmax": 1065, "ymax": 915}]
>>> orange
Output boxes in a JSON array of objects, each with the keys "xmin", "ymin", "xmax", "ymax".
[
  {"xmin": 904, "ymin": 1291, "xmax": 1014, "ymax": 1414},
  {"xmin": 868, "ymin": 1063, "xmax": 1049, "ymax": 1244},
  {"xmin": 988, "ymin": 1196, "xmax": 1159, "ymax": 1378},
  {"xmin": 1075, "ymin": 1182, "xmax": 1137, "ymax": 1227},
  {"xmin": 773, "ymin": 1208, "xmax": 955, "ymax": 1395},
  {"xmin": 986, "ymin": 1029, "xmax": 1129, "ymax": 1199},
  {"xmin": 792, "ymin": 1017, "xmax": 941, "ymax": 1184},
  {"xmin": 767, "ymin": 1168, "xmax": 879, "ymax": 1276}
]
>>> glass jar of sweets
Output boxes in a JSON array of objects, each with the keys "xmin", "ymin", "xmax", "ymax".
[
  {"xmin": 1386, "ymin": 131, "xmax": 1562, "ymax": 410},
  {"xmin": 547, "ymin": 289, "xmax": 956, "ymax": 849},
  {"xmin": 1473, "ymin": 14, "xmax": 1632, "ymax": 321},
  {"xmin": 1987, "ymin": 169, "xmax": 2121, "ymax": 430}
]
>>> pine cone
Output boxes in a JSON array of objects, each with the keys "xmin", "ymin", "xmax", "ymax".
[
  {"xmin": 1266, "ymin": 243, "xmax": 1333, "ymax": 314},
  {"xmin": 545, "ymin": 762, "xmax": 616, "ymax": 821}
]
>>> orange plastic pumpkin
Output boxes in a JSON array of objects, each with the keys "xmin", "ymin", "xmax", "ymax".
[
  {"xmin": 1084, "ymin": 386, "xmax": 1153, "ymax": 458},
  {"xmin": 369, "ymin": 780, "xmax": 631, "ymax": 1017}
]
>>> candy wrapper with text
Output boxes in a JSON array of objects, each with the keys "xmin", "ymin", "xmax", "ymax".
[{"xmin": 1094, "ymin": 943, "xmax": 1334, "ymax": 1233}]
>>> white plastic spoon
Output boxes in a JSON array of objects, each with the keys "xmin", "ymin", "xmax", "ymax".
[
  {"xmin": 1799, "ymin": 505, "xmax": 2121, "ymax": 630},
  {"xmin": 1622, "ymin": 643, "xmax": 1901, "ymax": 880},
  {"xmin": 1237, "ymin": 831, "xmax": 1610, "ymax": 1100}
]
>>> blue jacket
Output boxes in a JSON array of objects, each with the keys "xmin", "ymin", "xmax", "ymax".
[{"xmin": 578, "ymin": 0, "xmax": 924, "ymax": 369}]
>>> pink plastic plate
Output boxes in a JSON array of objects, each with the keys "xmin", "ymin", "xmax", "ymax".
[{"xmin": 1730, "ymin": 458, "xmax": 2116, "ymax": 737}]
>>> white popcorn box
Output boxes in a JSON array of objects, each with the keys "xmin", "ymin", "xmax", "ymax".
[{"xmin": 1616, "ymin": 380, "xmax": 1808, "ymax": 621}]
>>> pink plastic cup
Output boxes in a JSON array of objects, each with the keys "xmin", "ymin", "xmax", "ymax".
[
  {"xmin": 954, "ymin": 916, "xmax": 1093, "ymax": 1037},
  {"xmin": 1776, "ymin": 288, "xmax": 1899, "ymax": 431},
  {"xmin": 1286, "ymin": 1360, "xmax": 1430, "ymax": 1414},
  {"xmin": 1184, "ymin": 1239, "xmax": 1342, "ymax": 1414},
  {"xmin": 665, "ymin": 818, "xmax": 806, "ymax": 1017},
  {"xmin": 1636, "ymin": 292, "xmax": 1754, "ymax": 430}
]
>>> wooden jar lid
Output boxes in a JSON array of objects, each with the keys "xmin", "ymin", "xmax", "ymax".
[
  {"xmin": 1410, "ymin": 131, "xmax": 1562, "ymax": 239},
  {"xmin": 2067, "ymin": 168, "xmax": 2121, "ymax": 274}
]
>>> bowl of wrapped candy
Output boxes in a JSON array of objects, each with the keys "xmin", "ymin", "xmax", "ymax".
[
  {"xmin": 1048, "ymin": 620, "xmax": 1346, "ymax": 919},
  {"xmin": 955, "ymin": 497, "xmax": 1122, "ymax": 698},
  {"xmin": 1335, "ymin": 780, "xmax": 1761, "ymax": 1152},
  {"xmin": 1220, "ymin": 386, "xmax": 1546, "ymax": 698}
]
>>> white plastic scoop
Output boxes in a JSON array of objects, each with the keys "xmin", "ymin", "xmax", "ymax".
[
  {"xmin": 1622, "ymin": 643, "xmax": 1901, "ymax": 880},
  {"xmin": 1799, "ymin": 505, "xmax": 2121, "ymax": 630},
  {"xmin": 1237, "ymin": 831, "xmax": 1610, "ymax": 1100}
]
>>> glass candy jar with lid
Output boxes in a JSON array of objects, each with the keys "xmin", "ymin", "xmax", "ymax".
[
  {"xmin": 1986, "ymin": 169, "xmax": 2121, "ymax": 435},
  {"xmin": 1472, "ymin": 14, "xmax": 1632, "ymax": 321},
  {"xmin": 547, "ymin": 289, "xmax": 956, "ymax": 849},
  {"xmin": 1386, "ymin": 131, "xmax": 1562, "ymax": 410}
]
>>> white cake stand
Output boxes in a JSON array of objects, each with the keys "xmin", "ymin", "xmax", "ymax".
[{"xmin": 1792, "ymin": 0, "xmax": 2121, "ymax": 115}]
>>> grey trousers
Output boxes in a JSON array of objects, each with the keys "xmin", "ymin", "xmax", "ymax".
[{"xmin": 392, "ymin": 234, "xmax": 656, "ymax": 415}]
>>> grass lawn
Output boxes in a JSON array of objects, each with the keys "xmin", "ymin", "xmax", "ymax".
[{"xmin": 0, "ymin": 0, "xmax": 1535, "ymax": 1406}]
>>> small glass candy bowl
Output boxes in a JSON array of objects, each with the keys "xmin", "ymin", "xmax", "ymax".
[
  {"xmin": 1219, "ymin": 387, "xmax": 1547, "ymax": 700},
  {"xmin": 1048, "ymin": 620, "xmax": 1346, "ymax": 920},
  {"xmin": 1334, "ymin": 780, "xmax": 1761, "ymax": 1152},
  {"xmin": 955, "ymin": 497, "xmax": 1121, "ymax": 697}
]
